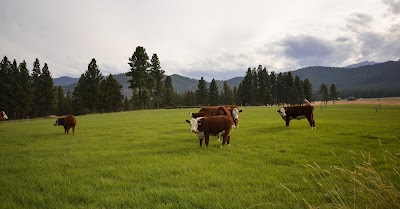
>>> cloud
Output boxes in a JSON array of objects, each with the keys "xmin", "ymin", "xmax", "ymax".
[
  {"xmin": 279, "ymin": 35, "xmax": 334, "ymax": 66},
  {"xmin": 346, "ymin": 13, "xmax": 374, "ymax": 32},
  {"xmin": 383, "ymin": 0, "xmax": 400, "ymax": 14}
]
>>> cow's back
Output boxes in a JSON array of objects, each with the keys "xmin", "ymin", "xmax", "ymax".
[
  {"xmin": 285, "ymin": 105, "xmax": 313, "ymax": 115},
  {"xmin": 65, "ymin": 115, "xmax": 77, "ymax": 127},
  {"xmin": 199, "ymin": 115, "xmax": 233, "ymax": 134}
]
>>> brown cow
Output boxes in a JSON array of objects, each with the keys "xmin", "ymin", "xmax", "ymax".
[
  {"xmin": 190, "ymin": 105, "xmax": 242, "ymax": 127},
  {"xmin": 277, "ymin": 105, "xmax": 316, "ymax": 129},
  {"xmin": 186, "ymin": 115, "xmax": 233, "ymax": 147},
  {"xmin": 54, "ymin": 115, "xmax": 77, "ymax": 134},
  {"xmin": 0, "ymin": 111, "xmax": 8, "ymax": 124}
]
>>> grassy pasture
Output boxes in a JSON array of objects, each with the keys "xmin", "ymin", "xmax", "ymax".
[{"xmin": 0, "ymin": 105, "xmax": 399, "ymax": 208}]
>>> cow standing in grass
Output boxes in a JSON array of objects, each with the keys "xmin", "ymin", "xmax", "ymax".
[
  {"xmin": 186, "ymin": 115, "xmax": 233, "ymax": 147},
  {"xmin": 277, "ymin": 105, "xmax": 316, "ymax": 129},
  {"xmin": 190, "ymin": 105, "xmax": 242, "ymax": 127},
  {"xmin": 0, "ymin": 111, "xmax": 8, "ymax": 124},
  {"xmin": 54, "ymin": 115, "xmax": 77, "ymax": 134}
]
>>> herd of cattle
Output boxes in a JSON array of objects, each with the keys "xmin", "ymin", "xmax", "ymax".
[
  {"xmin": 186, "ymin": 102, "xmax": 315, "ymax": 147},
  {"xmin": 1, "ymin": 102, "xmax": 316, "ymax": 147}
]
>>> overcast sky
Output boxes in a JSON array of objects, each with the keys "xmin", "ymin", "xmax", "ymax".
[{"xmin": 1, "ymin": 0, "xmax": 399, "ymax": 81}]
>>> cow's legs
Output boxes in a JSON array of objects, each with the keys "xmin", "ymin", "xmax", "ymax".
[
  {"xmin": 285, "ymin": 118, "xmax": 290, "ymax": 127},
  {"xmin": 205, "ymin": 135, "xmax": 210, "ymax": 147},
  {"xmin": 199, "ymin": 137, "xmax": 203, "ymax": 147},
  {"xmin": 221, "ymin": 130, "xmax": 231, "ymax": 147},
  {"xmin": 307, "ymin": 114, "xmax": 316, "ymax": 129}
]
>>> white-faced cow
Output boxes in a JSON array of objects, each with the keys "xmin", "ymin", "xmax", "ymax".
[
  {"xmin": 0, "ymin": 111, "xmax": 8, "ymax": 124},
  {"xmin": 277, "ymin": 105, "xmax": 316, "ymax": 129},
  {"xmin": 186, "ymin": 115, "xmax": 233, "ymax": 147},
  {"xmin": 54, "ymin": 115, "xmax": 77, "ymax": 134}
]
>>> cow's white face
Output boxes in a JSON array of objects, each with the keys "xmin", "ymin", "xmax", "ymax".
[
  {"xmin": 232, "ymin": 108, "xmax": 240, "ymax": 120},
  {"xmin": 231, "ymin": 108, "xmax": 240, "ymax": 127},
  {"xmin": 54, "ymin": 119, "xmax": 60, "ymax": 126},
  {"xmin": 278, "ymin": 108, "xmax": 287, "ymax": 121},
  {"xmin": 1, "ymin": 111, "xmax": 8, "ymax": 120},
  {"xmin": 278, "ymin": 108, "xmax": 286, "ymax": 117},
  {"xmin": 186, "ymin": 117, "xmax": 202, "ymax": 133}
]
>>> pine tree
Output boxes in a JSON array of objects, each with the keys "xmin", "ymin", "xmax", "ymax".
[
  {"xmin": 269, "ymin": 71, "xmax": 277, "ymax": 105},
  {"xmin": 99, "ymin": 74, "xmax": 123, "ymax": 112},
  {"xmin": 8, "ymin": 60, "xmax": 19, "ymax": 119},
  {"xmin": 276, "ymin": 72, "xmax": 285, "ymax": 105},
  {"xmin": 31, "ymin": 58, "xmax": 42, "ymax": 117},
  {"xmin": 285, "ymin": 72, "xmax": 296, "ymax": 105},
  {"xmin": 240, "ymin": 68, "xmax": 254, "ymax": 105},
  {"xmin": 64, "ymin": 90, "xmax": 73, "ymax": 115},
  {"xmin": 126, "ymin": 46, "xmax": 151, "ymax": 109},
  {"xmin": 123, "ymin": 96, "xmax": 131, "ymax": 111},
  {"xmin": 73, "ymin": 58, "xmax": 103, "ymax": 114},
  {"xmin": 222, "ymin": 81, "xmax": 233, "ymax": 105},
  {"xmin": 251, "ymin": 67, "xmax": 258, "ymax": 105},
  {"xmin": 294, "ymin": 76, "xmax": 305, "ymax": 104},
  {"xmin": 150, "ymin": 54, "xmax": 165, "ymax": 109},
  {"xmin": 164, "ymin": 76, "xmax": 175, "ymax": 107},
  {"xmin": 303, "ymin": 79, "xmax": 313, "ymax": 102},
  {"xmin": 319, "ymin": 83, "xmax": 329, "ymax": 105},
  {"xmin": 257, "ymin": 66, "xmax": 271, "ymax": 105},
  {"xmin": 233, "ymin": 86, "xmax": 238, "ymax": 105},
  {"xmin": 0, "ymin": 56, "xmax": 12, "ymax": 116},
  {"xmin": 56, "ymin": 86, "xmax": 65, "ymax": 115},
  {"xmin": 196, "ymin": 77, "xmax": 208, "ymax": 106},
  {"xmin": 40, "ymin": 63, "xmax": 55, "ymax": 116},
  {"xmin": 209, "ymin": 79, "xmax": 219, "ymax": 106},
  {"xmin": 183, "ymin": 90, "xmax": 196, "ymax": 106},
  {"xmin": 18, "ymin": 61, "xmax": 33, "ymax": 119},
  {"xmin": 330, "ymin": 84, "xmax": 338, "ymax": 104}
]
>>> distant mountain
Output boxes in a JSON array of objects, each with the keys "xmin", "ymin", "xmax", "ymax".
[
  {"xmin": 53, "ymin": 76, "xmax": 79, "ymax": 86},
  {"xmin": 345, "ymin": 61, "xmax": 376, "ymax": 68},
  {"xmin": 170, "ymin": 74, "xmax": 199, "ymax": 93},
  {"xmin": 292, "ymin": 61, "xmax": 400, "ymax": 91},
  {"xmin": 54, "ymin": 60, "xmax": 400, "ymax": 98}
]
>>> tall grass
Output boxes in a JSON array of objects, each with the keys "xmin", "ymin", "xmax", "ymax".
[
  {"xmin": 0, "ymin": 105, "xmax": 399, "ymax": 208},
  {"xmin": 288, "ymin": 138, "xmax": 400, "ymax": 208}
]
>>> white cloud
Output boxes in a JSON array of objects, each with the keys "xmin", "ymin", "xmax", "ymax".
[{"xmin": 0, "ymin": 0, "xmax": 398, "ymax": 80}]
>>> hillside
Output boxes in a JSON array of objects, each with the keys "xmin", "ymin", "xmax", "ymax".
[
  {"xmin": 54, "ymin": 60, "xmax": 400, "ymax": 98},
  {"xmin": 292, "ymin": 61, "xmax": 400, "ymax": 91}
]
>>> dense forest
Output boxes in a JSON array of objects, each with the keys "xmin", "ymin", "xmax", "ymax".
[{"xmin": 1, "ymin": 45, "xmax": 389, "ymax": 119}]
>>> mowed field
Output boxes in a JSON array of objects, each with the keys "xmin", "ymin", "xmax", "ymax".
[{"xmin": 0, "ymin": 104, "xmax": 399, "ymax": 208}]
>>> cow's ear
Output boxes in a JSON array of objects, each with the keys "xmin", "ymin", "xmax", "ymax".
[
  {"xmin": 186, "ymin": 120, "xmax": 190, "ymax": 123},
  {"xmin": 239, "ymin": 110, "xmax": 243, "ymax": 113}
]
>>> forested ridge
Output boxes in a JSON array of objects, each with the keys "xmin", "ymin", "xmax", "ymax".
[{"xmin": 1, "ymin": 45, "xmax": 399, "ymax": 119}]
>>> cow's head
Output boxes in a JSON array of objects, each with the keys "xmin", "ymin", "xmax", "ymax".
[
  {"xmin": 231, "ymin": 108, "xmax": 242, "ymax": 127},
  {"xmin": 277, "ymin": 108, "xmax": 287, "ymax": 120},
  {"xmin": 54, "ymin": 118, "xmax": 62, "ymax": 126},
  {"xmin": 1, "ymin": 111, "xmax": 8, "ymax": 120},
  {"xmin": 186, "ymin": 117, "xmax": 202, "ymax": 133}
]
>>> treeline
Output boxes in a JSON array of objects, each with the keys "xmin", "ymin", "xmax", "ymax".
[
  {"xmin": 0, "ymin": 56, "xmax": 127, "ymax": 119},
  {"xmin": 173, "ymin": 65, "xmax": 314, "ymax": 107},
  {"xmin": 0, "ymin": 45, "xmax": 346, "ymax": 119}
]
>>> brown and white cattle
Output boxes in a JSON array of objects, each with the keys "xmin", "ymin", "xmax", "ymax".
[
  {"xmin": 190, "ymin": 105, "xmax": 242, "ymax": 127},
  {"xmin": 54, "ymin": 115, "xmax": 77, "ymax": 134},
  {"xmin": 0, "ymin": 111, "xmax": 8, "ymax": 123},
  {"xmin": 277, "ymin": 105, "xmax": 316, "ymax": 129},
  {"xmin": 186, "ymin": 115, "xmax": 233, "ymax": 147}
]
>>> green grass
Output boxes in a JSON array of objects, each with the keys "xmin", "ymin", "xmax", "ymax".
[{"xmin": 0, "ymin": 105, "xmax": 399, "ymax": 208}]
